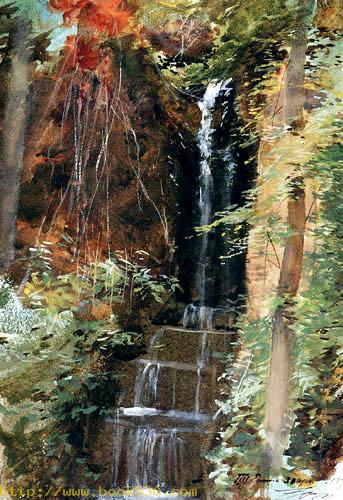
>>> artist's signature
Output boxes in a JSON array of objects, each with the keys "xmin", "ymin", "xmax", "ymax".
[
  {"xmin": 233, "ymin": 473, "xmax": 342, "ymax": 497},
  {"xmin": 234, "ymin": 473, "xmax": 315, "ymax": 486}
]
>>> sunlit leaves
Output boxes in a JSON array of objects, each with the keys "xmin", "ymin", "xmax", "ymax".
[{"xmin": 49, "ymin": 0, "xmax": 132, "ymax": 37}]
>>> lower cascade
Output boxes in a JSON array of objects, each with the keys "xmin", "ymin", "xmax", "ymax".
[{"xmin": 98, "ymin": 326, "xmax": 232, "ymax": 499}]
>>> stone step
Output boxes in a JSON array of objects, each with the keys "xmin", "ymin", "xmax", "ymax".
[
  {"xmin": 109, "ymin": 407, "xmax": 213, "ymax": 428},
  {"xmin": 127, "ymin": 362, "xmax": 220, "ymax": 414},
  {"xmin": 106, "ymin": 419, "xmax": 208, "ymax": 490},
  {"xmin": 88, "ymin": 325, "xmax": 229, "ymax": 492},
  {"xmin": 164, "ymin": 326, "xmax": 235, "ymax": 335},
  {"xmin": 143, "ymin": 326, "xmax": 234, "ymax": 366},
  {"xmin": 137, "ymin": 359, "xmax": 209, "ymax": 371},
  {"xmin": 107, "ymin": 417, "xmax": 211, "ymax": 434},
  {"xmin": 91, "ymin": 411, "xmax": 212, "ymax": 492}
]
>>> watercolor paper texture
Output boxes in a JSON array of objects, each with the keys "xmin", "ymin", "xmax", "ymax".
[{"xmin": 0, "ymin": 1, "xmax": 342, "ymax": 498}]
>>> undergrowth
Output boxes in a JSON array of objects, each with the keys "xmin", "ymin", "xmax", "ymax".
[{"xmin": 0, "ymin": 249, "xmax": 179, "ymax": 487}]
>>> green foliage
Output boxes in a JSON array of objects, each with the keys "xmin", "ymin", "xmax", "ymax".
[
  {"xmin": 137, "ymin": 0, "xmax": 208, "ymax": 30},
  {"xmin": 0, "ymin": 288, "xmax": 133, "ymax": 480},
  {"xmin": 208, "ymin": 315, "xmax": 272, "ymax": 491},
  {"xmin": 173, "ymin": 0, "xmax": 314, "ymax": 90},
  {"xmin": 287, "ymin": 346, "xmax": 343, "ymax": 471},
  {"xmin": 21, "ymin": 248, "xmax": 180, "ymax": 312},
  {"xmin": 0, "ymin": 248, "xmax": 180, "ymax": 482},
  {"xmin": 117, "ymin": 251, "xmax": 181, "ymax": 303},
  {"xmin": 207, "ymin": 1, "xmax": 294, "ymax": 78},
  {"xmin": 0, "ymin": 279, "xmax": 11, "ymax": 307},
  {"xmin": 209, "ymin": 140, "xmax": 343, "ymax": 489},
  {"xmin": 205, "ymin": 28, "xmax": 342, "ymax": 483},
  {"xmin": 287, "ymin": 142, "xmax": 343, "ymax": 472}
]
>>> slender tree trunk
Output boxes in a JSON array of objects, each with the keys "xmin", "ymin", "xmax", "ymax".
[
  {"xmin": 265, "ymin": 27, "xmax": 308, "ymax": 471},
  {"xmin": 284, "ymin": 34, "xmax": 307, "ymax": 130},
  {"xmin": 0, "ymin": 22, "xmax": 30, "ymax": 273},
  {"xmin": 265, "ymin": 180, "xmax": 306, "ymax": 471}
]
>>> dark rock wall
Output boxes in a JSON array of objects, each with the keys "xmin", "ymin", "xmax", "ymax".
[
  {"xmin": 173, "ymin": 85, "xmax": 254, "ymax": 308},
  {"xmin": 16, "ymin": 40, "xmax": 186, "ymax": 275}
]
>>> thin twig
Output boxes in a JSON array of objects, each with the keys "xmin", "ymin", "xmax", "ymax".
[
  {"xmin": 305, "ymin": 196, "xmax": 317, "ymax": 222},
  {"xmin": 266, "ymin": 231, "xmax": 281, "ymax": 269}
]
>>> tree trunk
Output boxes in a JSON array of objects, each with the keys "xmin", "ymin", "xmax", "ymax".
[
  {"xmin": 284, "ymin": 34, "xmax": 307, "ymax": 130},
  {"xmin": 264, "ymin": 28, "xmax": 308, "ymax": 471},
  {"xmin": 265, "ymin": 183, "xmax": 306, "ymax": 471},
  {"xmin": 0, "ymin": 22, "xmax": 30, "ymax": 273}
]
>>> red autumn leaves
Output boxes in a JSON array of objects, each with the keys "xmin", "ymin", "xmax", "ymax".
[
  {"xmin": 49, "ymin": 0, "xmax": 131, "ymax": 37},
  {"xmin": 64, "ymin": 35, "xmax": 100, "ymax": 70},
  {"xmin": 50, "ymin": 1, "xmax": 132, "ymax": 76},
  {"xmin": 63, "ymin": 35, "xmax": 115, "ymax": 90}
]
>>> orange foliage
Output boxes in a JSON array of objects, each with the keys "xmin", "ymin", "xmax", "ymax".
[
  {"xmin": 64, "ymin": 35, "xmax": 100, "ymax": 70},
  {"xmin": 96, "ymin": 52, "xmax": 115, "ymax": 87},
  {"xmin": 49, "ymin": 0, "xmax": 87, "ymax": 24},
  {"xmin": 62, "ymin": 35, "xmax": 115, "ymax": 89},
  {"xmin": 49, "ymin": 0, "xmax": 131, "ymax": 36},
  {"xmin": 49, "ymin": 0, "xmax": 85, "ymax": 9}
]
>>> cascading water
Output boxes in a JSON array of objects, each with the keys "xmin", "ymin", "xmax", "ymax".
[
  {"xmin": 98, "ymin": 326, "xmax": 231, "ymax": 499},
  {"xmin": 183, "ymin": 80, "xmax": 232, "ymax": 330},
  {"xmin": 97, "ymin": 80, "xmax": 235, "ymax": 500}
]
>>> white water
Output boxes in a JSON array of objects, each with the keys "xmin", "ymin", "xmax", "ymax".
[
  {"xmin": 109, "ymin": 328, "xmax": 219, "ymax": 494},
  {"xmin": 123, "ymin": 427, "xmax": 185, "ymax": 488},
  {"xmin": 196, "ymin": 80, "xmax": 226, "ymax": 304},
  {"xmin": 182, "ymin": 303, "xmax": 213, "ymax": 330},
  {"xmin": 183, "ymin": 80, "xmax": 232, "ymax": 330},
  {"xmin": 120, "ymin": 408, "xmax": 212, "ymax": 422}
]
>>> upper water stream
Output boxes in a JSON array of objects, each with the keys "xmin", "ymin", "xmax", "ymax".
[{"xmin": 183, "ymin": 80, "xmax": 232, "ymax": 330}]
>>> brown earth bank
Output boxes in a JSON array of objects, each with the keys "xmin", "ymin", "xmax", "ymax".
[{"xmin": 11, "ymin": 38, "xmax": 201, "ymax": 283}]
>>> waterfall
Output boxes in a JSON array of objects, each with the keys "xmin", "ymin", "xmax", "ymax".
[
  {"xmin": 113, "ymin": 426, "xmax": 185, "ymax": 489},
  {"xmin": 183, "ymin": 79, "xmax": 232, "ymax": 330},
  {"xmin": 196, "ymin": 80, "xmax": 224, "ymax": 304},
  {"xmin": 99, "ymin": 81, "xmax": 235, "ymax": 500},
  {"xmin": 102, "ymin": 326, "xmax": 233, "ymax": 498}
]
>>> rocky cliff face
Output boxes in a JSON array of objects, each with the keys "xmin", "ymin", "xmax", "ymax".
[{"xmin": 15, "ymin": 39, "xmax": 197, "ymax": 278}]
